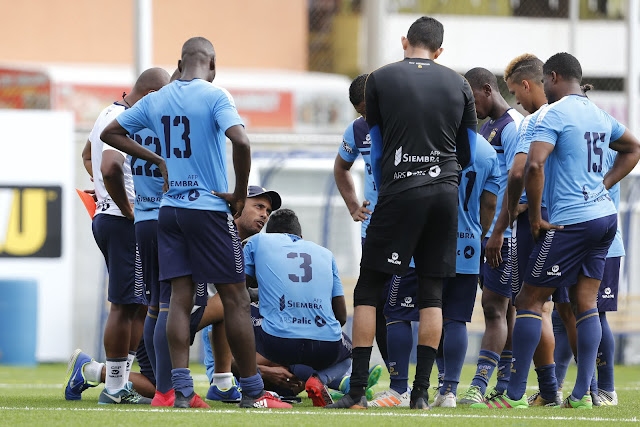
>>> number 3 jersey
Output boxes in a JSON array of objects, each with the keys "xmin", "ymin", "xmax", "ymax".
[
  {"xmin": 244, "ymin": 233, "xmax": 344, "ymax": 342},
  {"xmin": 116, "ymin": 79, "xmax": 244, "ymax": 212},
  {"xmin": 89, "ymin": 103, "xmax": 135, "ymax": 217},
  {"xmin": 532, "ymin": 94, "xmax": 625, "ymax": 226}
]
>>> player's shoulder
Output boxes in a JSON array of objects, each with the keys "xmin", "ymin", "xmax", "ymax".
[
  {"xmin": 536, "ymin": 97, "xmax": 571, "ymax": 124},
  {"xmin": 506, "ymin": 108, "xmax": 524, "ymax": 128},
  {"xmin": 90, "ymin": 103, "xmax": 126, "ymax": 140},
  {"xmin": 475, "ymin": 134, "xmax": 497, "ymax": 162}
]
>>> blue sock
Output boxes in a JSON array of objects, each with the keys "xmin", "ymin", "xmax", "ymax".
[
  {"xmin": 143, "ymin": 308, "xmax": 158, "ymax": 378},
  {"xmin": 436, "ymin": 355, "xmax": 445, "ymax": 385},
  {"xmin": 290, "ymin": 364, "xmax": 315, "ymax": 384},
  {"xmin": 597, "ymin": 312, "xmax": 615, "ymax": 392},
  {"xmin": 573, "ymin": 309, "xmax": 601, "ymax": 400},
  {"xmin": 552, "ymin": 310, "xmax": 573, "ymax": 390},
  {"xmin": 317, "ymin": 358, "xmax": 351, "ymax": 387},
  {"xmin": 495, "ymin": 350, "xmax": 512, "ymax": 393},
  {"xmin": 536, "ymin": 363, "xmax": 558, "ymax": 401},
  {"xmin": 201, "ymin": 324, "xmax": 215, "ymax": 383},
  {"xmin": 590, "ymin": 366, "xmax": 598, "ymax": 394},
  {"xmin": 239, "ymin": 373, "xmax": 264, "ymax": 398},
  {"xmin": 506, "ymin": 310, "xmax": 542, "ymax": 401},
  {"xmin": 442, "ymin": 320, "xmax": 467, "ymax": 396},
  {"xmin": 386, "ymin": 320, "xmax": 412, "ymax": 394},
  {"xmin": 153, "ymin": 304, "xmax": 173, "ymax": 393},
  {"xmin": 171, "ymin": 368, "xmax": 193, "ymax": 397},
  {"xmin": 470, "ymin": 349, "xmax": 499, "ymax": 394}
]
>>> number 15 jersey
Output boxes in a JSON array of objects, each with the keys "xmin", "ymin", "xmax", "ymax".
[
  {"xmin": 116, "ymin": 79, "xmax": 244, "ymax": 212},
  {"xmin": 532, "ymin": 94, "xmax": 625, "ymax": 226}
]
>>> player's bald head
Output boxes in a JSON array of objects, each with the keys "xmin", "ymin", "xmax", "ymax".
[
  {"xmin": 465, "ymin": 67, "xmax": 499, "ymax": 92},
  {"xmin": 133, "ymin": 67, "xmax": 170, "ymax": 93},
  {"xmin": 181, "ymin": 37, "xmax": 215, "ymax": 63}
]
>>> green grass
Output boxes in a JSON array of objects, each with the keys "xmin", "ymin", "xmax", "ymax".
[{"xmin": 1, "ymin": 363, "xmax": 639, "ymax": 426}]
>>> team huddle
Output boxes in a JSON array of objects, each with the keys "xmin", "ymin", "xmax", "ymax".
[{"xmin": 63, "ymin": 16, "xmax": 640, "ymax": 411}]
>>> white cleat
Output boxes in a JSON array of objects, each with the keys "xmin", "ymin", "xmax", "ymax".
[
  {"xmin": 432, "ymin": 391, "xmax": 457, "ymax": 407},
  {"xmin": 597, "ymin": 389, "xmax": 618, "ymax": 406},
  {"xmin": 368, "ymin": 389, "xmax": 410, "ymax": 408}
]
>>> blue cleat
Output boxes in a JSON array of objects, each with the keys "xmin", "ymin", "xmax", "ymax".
[
  {"xmin": 64, "ymin": 349, "xmax": 97, "ymax": 401},
  {"xmin": 206, "ymin": 378, "xmax": 241, "ymax": 403}
]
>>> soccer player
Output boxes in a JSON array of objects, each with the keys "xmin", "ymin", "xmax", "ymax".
[
  {"xmin": 458, "ymin": 67, "xmax": 522, "ymax": 405},
  {"xmin": 477, "ymin": 52, "xmax": 640, "ymax": 409},
  {"xmin": 327, "ymin": 16, "xmax": 477, "ymax": 410},
  {"xmin": 101, "ymin": 37, "xmax": 291, "ymax": 409},
  {"xmin": 244, "ymin": 209, "xmax": 351, "ymax": 407},
  {"xmin": 503, "ymin": 54, "xmax": 560, "ymax": 406},
  {"xmin": 432, "ymin": 133, "xmax": 500, "ymax": 407},
  {"xmin": 64, "ymin": 68, "xmax": 170, "ymax": 405}
]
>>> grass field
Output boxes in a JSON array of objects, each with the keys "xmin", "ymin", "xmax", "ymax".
[{"xmin": 1, "ymin": 363, "xmax": 639, "ymax": 426}]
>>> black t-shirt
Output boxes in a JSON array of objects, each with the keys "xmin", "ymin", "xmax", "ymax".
[{"xmin": 365, "ymin": 57, "xmax": 477, "ymax": 196}]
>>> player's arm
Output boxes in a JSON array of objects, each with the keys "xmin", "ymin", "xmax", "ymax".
[
  {"xmin": 334, "ymin": 155, "xmax": 371, "ymax": 222},
  {"xmin": 81, "ymin": 139, "xmax": 93, "ymax": 177},
  {"xmin": 480, "ymin": 190, "xmax": 498, "ymax": 241},
  {"xmin": 100, "ymin": 150, "xmax": 134, "ymax": 220},
  {"xmin": 485, "ymin": 188, "xmax": 510, "ymax": 268},
  {"xmin": 507, "ymin": 152, "xmax": 527, "ymax": 225},
  {"xmin": 604, "ymin": 129, "xmax": 640, "ymax": 190},
  {"xmin": 456, "ymin": 79, "xmax": 478, "ymax": 169},
  {"xmin": 215, "ymin": 125, "xmax": 251, "ymax": 219},
  {"xmin": 525, "ymin": 141, "xmax": 562, "ymax": 240},
  {"xmin": 365, "ymin": 73, "xmax": 383, "ymax": 189},
  {"xmin": 331, "ymin": 296, "xmax": 347, "ymax": 326}
]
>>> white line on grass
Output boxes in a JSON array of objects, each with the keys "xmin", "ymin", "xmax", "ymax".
[{"xmin": 0, "ymin": 406, "xmax": 637, "ymax": 422}]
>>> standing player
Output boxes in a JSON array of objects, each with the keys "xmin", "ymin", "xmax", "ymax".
[
  {"xmin": 432, "ymin": 134, "xmax": 500, "ymax": 407},
  {"xmin": 101, "ymin": 37, "xmax": 291, "ymax": 409},
  {"xmin": 458, "ymin": 67, "xmax": 522, "ymax": 404},
  {"xmin": 476, "ymin": 52, "xmax": 640, "ymax": 409},
  {"xmin": 327, "ymin": 16, "xmax": 477, "ymax": 410},
  {"xmin": 65, "ymin": 68, "xmax": 169, "ymax": 405}
]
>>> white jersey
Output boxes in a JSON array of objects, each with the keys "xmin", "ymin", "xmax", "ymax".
[{"xmin": 89, "ymin": 103, "xmax": 135, "ymax": 217}]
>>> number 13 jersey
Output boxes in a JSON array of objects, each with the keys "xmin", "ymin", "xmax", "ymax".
[
  {"xmin": 532, "ymin": 94, "xmax": 625, "ymax": 226},
  {"xmin": 116, "ymin": 79, "xmax": 244, "ymax": 212}
]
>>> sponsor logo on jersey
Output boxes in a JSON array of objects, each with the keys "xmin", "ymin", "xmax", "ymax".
[
  {"xmin": 314, "ymin": 315, "xmax": 327, "ymax": 327},
  {"xmin": 0, "ymin": 185, "xmax": 62, "ymax": 258},
  {"xmin": 394, "ymin": 146, "xmax": 402, "ymax": 166},
  {"xmin": 363, "ymin": 133, "xmax": 371, "ymax": 145},
  {"xmin": 286, "ymin": 299, "xmax": 324, "ymax": 310},
  {"xmin": 401, "ymin": 296, "xmax": 414, "ymax": 308},
  {"xmin": 283, "ymin": 316, "xmax": 313, "ymax": 325},
  {"xmin": 428, "ymin": 165, "xmax": 441, "ymax": 177},
  {"xmin": 393, "ymin": 170, "xmax": 427, "ymax": 180},
  {"xmin": 387, "ymin": 252, "xmax": 401, "ymax": 265},
  {"xmin": 487, "ymin": 129, "xmax": 498, "ymax": 142},
  {"xmin": 602, "ymin": 287, "xmax": 615, "ymax": 299},
  {"xmin": 188, "ymin": 189, "xmax": 200, "ymax": 201},
  {"xmin": 547, "ymin": 264, "xmax": 562, "ymax": 277},
  {"xmin": 341, "ymin": 140, "xmax": 354, "ymax": 154},
  {"xmin": 463, "ymin": 246, "xmax": 475, "ymax": 259}
]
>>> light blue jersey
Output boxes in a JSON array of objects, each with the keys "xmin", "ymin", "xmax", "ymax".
[
  {"xmin": 338, "ymin": 117, "xmax": 376, "ymax": 238},
  {"xmin": 116, "ymin": 79, "xmax": 244, "ymax": 212},
  {"xmin": 244, "ymin": 233, "xmax": 344, "ymax": 342},
  {"xmin": 533, "ymin": 95, "xmax": 624, "ymax": 225},
  {"xmin": 456, "ymin": 135, "xmax": 501, "ymax": 274},
  {"xmin": 515, "ymin": 106, "xmax": 548, "ymax": 206},
  {"xmin": 604, "ymin": 150, "xmax": 625, "ymax": 258},
  {"xmin": 479, "ymin": 109, "xmax": 523, "ymax": 239},
  {"xmin": 129, "ymin": 128, "xmax": 164, "ymax": 223}
]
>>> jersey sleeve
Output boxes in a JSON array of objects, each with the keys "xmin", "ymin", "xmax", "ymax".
[
  {"xmin": 243, "ymin": 235, "xmax": 258, "ymax": 277},
  {"xmin": 338, "ymin": 122, "xmax": 360, "ymax": 162},
  {"xmin": 605, "ymin": 111, "xmax": 626, "ymax": 142},
  {"xmin": 116, "ymin": 97, "xmax": 150, "ymax": 136},
  {"xmin": 483, "ymin": 154, "xmax": 501, "ymax": 196},
  {"xmin": 213, "ymin": 89, "xmax": 244, "ymax": 133},
  {"xmin": 331, "ymin": 256, "xmax": 344, "ymax": 298},
  {"xmin": 456, "ymin": 79, "xmax": 478, "ymax": 169},
  {"xmin": 365, "ymin": 73, "xmax": 383, "ymax": 189},
  {"xmin": 532, "ymin": 106, "xmax": 562, "ymax": 146},
  {"xmin": 502, "ymin": 121, "xmax": 519, "ymax": 171},
  {"xmin": 515, "ymin": 115, "xmax": 532, "ymax": 155}
]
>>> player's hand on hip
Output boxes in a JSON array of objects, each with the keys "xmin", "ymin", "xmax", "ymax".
[
  {"xmin": 530, "ymin": 219, "xmax": 563, "ymax": 242},
  {"xmin": 212, "ymin": 191, "xmax": 246, "ymax": 219},
  {"xmin": 351, "ymin": 200, "xmax": 372, "ymax": 222},
  {"xmin": 83, "ymin": 189, "xmax": 97, "ymax": 202},
  {"xmin": 485, "ymin": 232, "xmax": 503, "ymax": 269}
]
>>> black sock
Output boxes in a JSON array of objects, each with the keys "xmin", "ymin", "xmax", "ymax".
[
  {"xmin": 413, "ymin": 345, "xmax": 437, "ymax": 391},
  {"xmin": 348, "ymin": 346, "xmax": 372, "ymax": 399}
]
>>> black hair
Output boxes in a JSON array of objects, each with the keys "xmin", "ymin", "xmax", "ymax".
[
  {"xmin": 406, "ymin": 16, "xmax": 444, "ymax": 52},
  {"xmin": 349, "ymin": 73, "xmax": 368, "ymax": 106},
  {"xmin": 265, "ymin": 208, "xmax": 302, "ymax": 237},
  {"xmin": 543, "ymin": 52, "xmax": 582, "ymax": 82},
  {"xmin": 464, "ymin": 67, "xmax": 499, "ymax": 91}
]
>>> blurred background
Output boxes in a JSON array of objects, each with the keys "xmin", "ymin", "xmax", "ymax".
[{"xmin": 0, "ymin": 0, "xmax": 638, "ymax": 366}]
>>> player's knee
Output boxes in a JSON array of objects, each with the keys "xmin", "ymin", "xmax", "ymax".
[
  {"xmin": 482, "ymin": 302, "xmax": 505, "ymax": 321},
  {"xmin": 417, "ymin": 274, "xmax": 442, "ymax": 309},
  {"xmin": 353, "ymin": 267, "xmax": 389, "ymax": 307}
]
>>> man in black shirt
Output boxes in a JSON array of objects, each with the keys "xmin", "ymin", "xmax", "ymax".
[{"xmin": 327, "ymin": 16, "xmax": 477, "ymax": 410}]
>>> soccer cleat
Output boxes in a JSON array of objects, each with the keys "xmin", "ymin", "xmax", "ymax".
[
  {"xmin": 325, "ymin": 393, "xmax": 368, "ymax": 409},
  {"xmin": 339, "ymin": 365, "xmax": 383, "ymax": 396},
  {"xmin": 174, "ymin": 390, "xmax": 209, "ymax": 408},
  {"xmin": 432, "ymin": 391, "xmax": 457, "ymax": 408},
  {"xmin": 98, "ymin": 382, "xmax": 152, "ymax": 405},
  {"xmin": 151, "ymin": 389, "xmax": 175, "ymax": 407},
  {"xmin": 597, "ymin": 389, "xmax": 618, "ymax": 406},
  {"xmin": 560, "ymin": 394, "xmax": 592, "ymax": 409},
  {"xmin": 458, "ymin": 385, "xmax": 484, "ymax": 404},
  {"xmin": 305, "ymin": 374, "xmax": 333, "ymax": 407},
  {"xmin": 369, "ymin": 389, "xmax": 410, "ymax": 408},
  {"xmin": 330, "ymin": 391, "xmax": 344, "ymax": 401},
  {"xmin": 470, "ymin": 394, "xmax": 528, "ymax": 409},
  {"xmin": 239, "ymin": 391, "xmax": 293, "ymax": 409},
  {"xmin": 409, "ymin": 387, "xmax": 430, "ymax": 410},
  {"xmin": 64, "ymin": 349, "xmax": 96, "ymax": 401},
  {"xmin": 527, "ymin": 390, "xmax": 562, "ymax": 406},
  {"xmin": 590, "ymin": 391, "xmax": 602, "ymax": 407},
  {"xmin": 485, "ymin": 386, "xmax": 505, "ymax": 401},
  {"xmin": 206, "ymin": 381, "xmax": 241, "ymax": 403}
]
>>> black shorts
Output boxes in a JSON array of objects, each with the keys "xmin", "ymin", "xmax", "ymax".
[{"xmin": 362, "ymin": 183, "xmax": 458, "ymax": 277}]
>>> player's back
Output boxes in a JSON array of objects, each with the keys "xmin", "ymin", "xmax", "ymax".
[
  {"xmin": 129, "ymin": 128, "xmax": 164, "ymax": 222},
  {"xmin": 244, "ymin": 233, "xmax": 343, "ymax": 342},
  {"xmin": 533, "ymin": 95, "xmax": 623, "ymax": 225}
]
